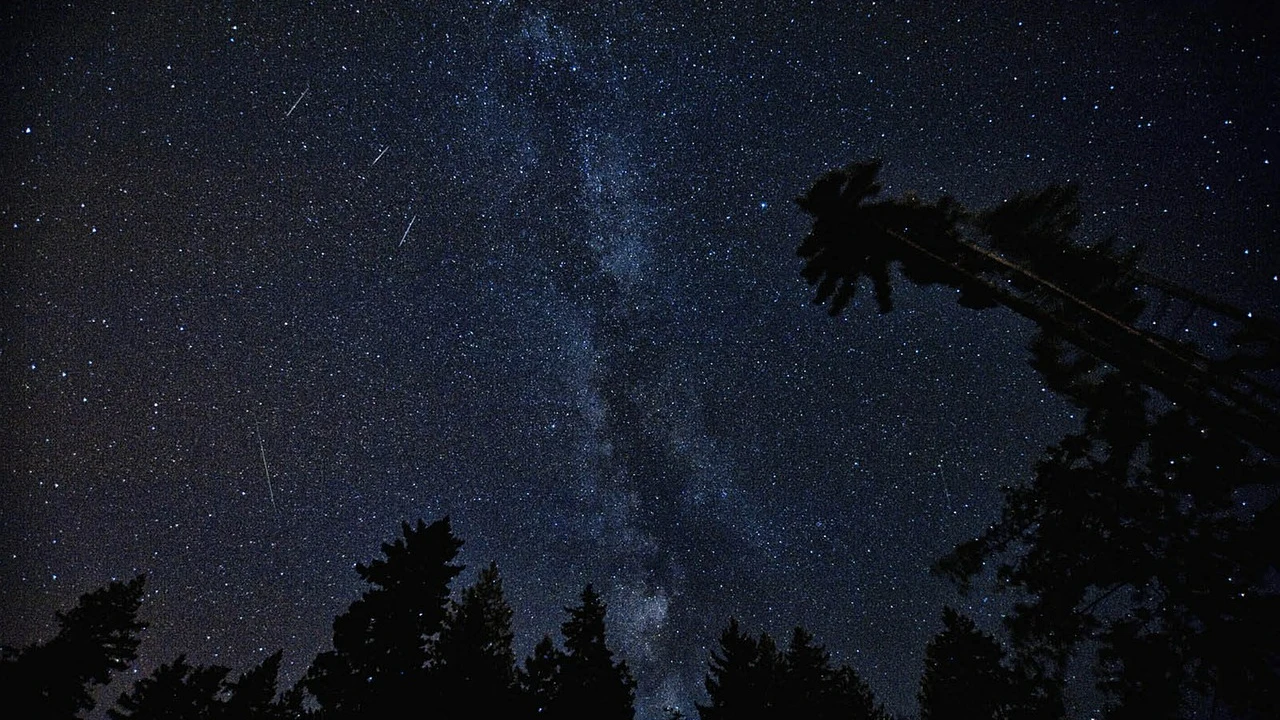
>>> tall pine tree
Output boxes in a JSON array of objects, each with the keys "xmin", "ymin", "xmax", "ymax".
[
  {"xmin": 303, "ymin": 517, "xmax": 464, "ymax": 718},
  {"xmin": 520, "ymin": 634, "xmax": 564, "ymax": 716},
  {"xmin": 795, "ymin": 159, "xmax": 1280, "ymax": 715},
  {"xmin": 558, "ymin": 584, "xmax": 636, "ymax": 719},
  {"xmin": 918, "ymin": 608, "xmax": 1021, "ymax": 720},
  {"xmin": 698, "ymin": 618, "xmax": 777, "ymax": 720},
  {"xmin": 776, "ymin": 627, "xmax": 832, "ymax": 717},
  {"xmin": 433, "ymin": 561, "xmax": 520, "ymax": 717},
  {"xmin": 522, "ymin": 584, "xmax": 635, "ymax": 720}
]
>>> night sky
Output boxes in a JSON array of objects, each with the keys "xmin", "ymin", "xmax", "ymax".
[{"xmin": 3, "ymin": 2, "xmax": 1277, "ymax": 718}]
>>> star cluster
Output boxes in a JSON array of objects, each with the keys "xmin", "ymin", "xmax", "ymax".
[{"xmin": 3, "ymin": 2, "xmax": 1276, "ymax": 717}]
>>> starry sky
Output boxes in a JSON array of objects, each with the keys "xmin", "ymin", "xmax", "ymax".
[{"xmin": 3, "ymin": 1, "xmax": 1277, "ymax": 717}]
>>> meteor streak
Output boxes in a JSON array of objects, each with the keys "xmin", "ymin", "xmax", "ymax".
[
  {"xmin": 285, "ymin": 87, "xmax": 309, "ymax": 117},
  {"xmin": 399, "ymin": 215, "xmax": 417, "ymax": 246},
  {"xmin": 255, "ymin": 424, "xmax": 279, "ymax": 516}
]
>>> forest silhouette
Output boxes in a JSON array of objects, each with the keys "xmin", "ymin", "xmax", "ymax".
[{"xmin": 4, "ymin": 161, "xmax": 1276, "ymax": 719}]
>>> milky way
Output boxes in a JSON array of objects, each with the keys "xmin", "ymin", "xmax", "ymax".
[{"xmin": 3, "ymin": 2, "xmax": 1276, "ymax": 717}]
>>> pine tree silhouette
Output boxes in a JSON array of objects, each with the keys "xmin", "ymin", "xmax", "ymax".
[
  {"xmin": 779, "ymin": 627, "xmax": 888, "ymax": 720},
  {"xmin": 918, "ymin": 608, "xmax": 1019, "ymax": 720},
  {"xmin": 303, "ymin": 517, "xmax": 464, "ymax": 718},
  {"xmin": 108, "ymin": 651, "xmax": 290, "ymax": 720},
  {"xmin": 557, "ymin": 584, "xmax": 636, "ymax": 720},
  {"xmin": 0, "ymin": 575, "xmax": 147, "ymax": 719},
  {"xmin": 828, "ymin": 666, "xmax": 886, "ymax": 720},
  {"xmin": 795, "ymin": 160, "xmax": 973, "ymax": 314},
  {"xmin": 520, "ymin": 634, "xmax": 564, "ymax": 716},
  {"xmin": 795, "ymin": 159, "xmax": 1278, "ymax": 454},
  {"xmin": 519, "ymin": 584, "xmax": 635, "ymax": 720},
  {"xmin": 698, "ymin": 618, "xmax": 777, "ymax": 720},
  {"xmin": 223, "ymin": 650, "xmax": 290, "ymax": 720},
  {"xmin": 433, "ymin": 561, "xmax": 520, "ymax": 717},
  {"xmin": 698, "ymin": 620, "xmax": 887, "ymax": 720},
  {"xmin": 777, "ymin": 627, "xmax": 832, "ymax": 717},
  {"xmin": 108, "ymin": 655, "xmax": 230, "ymax": 720}
]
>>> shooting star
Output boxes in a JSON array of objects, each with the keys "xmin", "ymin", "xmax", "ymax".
[
  {"xmin": 285, "ymin": 87, "xmax": 309, "ymax": 118},
  {"xmin": 399, "ymin": 214, "xmax": 417, "ymax": 247},
  {"xmin": 371, "ymin": 145, "xmax": 390, "ymax": 166},
  {"xmin": 255, "ymin": 423, "xmax": 279, "ymax": 516}
]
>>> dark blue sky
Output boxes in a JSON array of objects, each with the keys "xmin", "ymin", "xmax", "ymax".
[{"xmin": 3, "ymin": 2, "xmax": 1276, "ymax": 717}]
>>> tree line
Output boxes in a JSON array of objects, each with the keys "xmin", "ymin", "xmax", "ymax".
[{"xmin": 2, "ymin": 516, "xmax": 1026, "ymax": 719}]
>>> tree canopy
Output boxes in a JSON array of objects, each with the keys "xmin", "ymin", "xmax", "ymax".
[
  {"xmin": 795, "ymin": 159, "xmax": 1280, "ymax": 717},
  {"xmin": 0, "ymin": 574, "xmax": 148, "ymax": 719},
  {"xmin": 795, "ymin": 160, "xmax": 1279, "ymax": 455}
]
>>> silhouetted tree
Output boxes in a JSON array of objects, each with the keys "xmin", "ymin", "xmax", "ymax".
[
  {"xmin": 918, "ymin": 608, "xmax": 1021, "ymax": 720},
  {"xmin": 224, "ymin": 650, "xmax": 292, "ymax": 720},
  {"xmin": 794, "ymin": 159, "xmax": 1277, "ymax": 454},
  {"xmin": 698, "ymin": 620, "xmax": 886, "ymax": 720},
  {"xmin": 0, "ymin": 575, "xmax": 147, "ymax": 719},
  {"xmin": 794, "ymin": 159, "xmax": 976, "ymax": 315},
  {"xmin": 828, "ymin": 665, "xmax": 887, "ymax": 720},
  {"xmin": 108, "ymin": 651, "xmax": 291, "ymax": 720},
  {"xmin": 520, "ymin": 634, "xmax": 564, "ymax": 716},
  {"xmin": 519, "ymin": 584, "xmax": 635, "ymax": 719},
  {"xmin": 433, "ymin": 561, "xmax": 520, "ymax": 717},
  {"xmin": 557, "ymin": 584, "xmax": 636, "ymax": 719},
  {"xmin": 779, "ymin": 627, "xmax": 887, "ymax": 720},
  {"xmin": 936, "ymin": 401, "xmax": 1279, "ymax": 717},
  {"xmin": 777, "ymin": 627, "xmax": 832, "ymax": 717},
  {"xmin": 109, "ymin": 655, "xmax": 229, "ymax": 720},
  {"xmin": 1095, "ymin": 617, "xmax": 1191, "ymax": 720},
  {"xmin": 794, "ymin": 159, "xmax": 1280, "ymax": 717},
  {"xmin": 698, "ymin": 618, "xmax": 778, "ymax": 720},
  {"xmin": 303, "ymin": 517, "xmax": 464, "ymax": 718}
]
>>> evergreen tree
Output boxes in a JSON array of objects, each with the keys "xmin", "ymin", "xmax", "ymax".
[
  {"xmin": 793, "ymin": 159, "xmax": 975, "ymax": 314},
  {"xmin": 520, "ymin": 634, "xmax": 564, "ymax": 716},
  {"xmin": 698, "ymin": 619, "xmax": 777, "ymax": 720},
  {"xmin": 698, "ymin": 620, "xmax": 886, "ymax": 720},
  {"xmin": 828, "ymin": 665, "xmax": 888, "ymax": 720},
  {"xmin": 303, "ymin": 517, "xmax": 464, "ymax": 718},
  {"xmin": 918, "ymin": 608, "xmax": 1016, "ymax": 720},
  {"xmin": 223, "ymin": 650, "xmax": 289, "ymax": 720},
  {"xmin": 794, "ymin": 159, "xmax": 1275, "ymax": 454},
  {"xmin": 108, "ymin": 655, "xmax": 230, "ymax": 720},
  {"xmin": 433, "ymin": 561, "xmax": 520, "ymax": 717},
  {"xmin": 936, "ymin": 402, "xmax": 1279, "ymax": 717},
  {"xmin": 109, "ymin": 651, "xmax": 290, "ymax": 720},
  {"xmin": 526, "ymin": 584, "xmax": 636, "ymax": 720},
  {"xmin": 776, "ymin": 627, "xmax": 832, "ymax": 717},
  {"xmin": 780, "ymin": 627, "xmax": 888, "ymax": 720},
  {"xmin": 558, "ymin": 584, "xmax": 636, "ymax": 719},
  {"xmin": 0, "ymin": 575, "xmax": 148, "ymax": 719}
]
